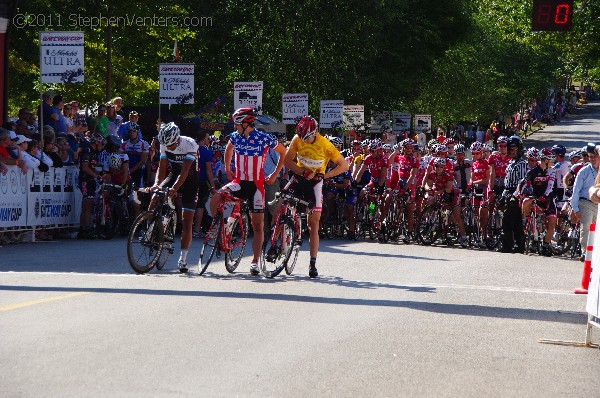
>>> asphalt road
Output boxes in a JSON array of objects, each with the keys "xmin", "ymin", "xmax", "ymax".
[{"xmin": 1, "ymin": 102, "xmax": 599, "ymax": 397}]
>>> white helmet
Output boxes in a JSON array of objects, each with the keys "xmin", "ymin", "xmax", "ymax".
[
  {"xmin": 157, "ymin": 122, "xmax": 180, "ymax": 147},
  {"xmin": 108, "ymin": 153, "xmax": 122, "ymax": 170}
]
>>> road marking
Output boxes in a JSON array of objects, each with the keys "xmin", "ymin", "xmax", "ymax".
[{"xmin": 0, "ymin": 292, "xmax": 89, "ymax": 312}]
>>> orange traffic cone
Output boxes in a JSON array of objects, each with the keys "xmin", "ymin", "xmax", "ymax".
[{"xmin": 574, "ymin": 223, "xmax": 595, "ymax": 294}]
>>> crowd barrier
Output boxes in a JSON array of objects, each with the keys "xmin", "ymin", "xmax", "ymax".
[{"xmin": 0, "ymin": 165, "xmax": 82, "ymax": 234}]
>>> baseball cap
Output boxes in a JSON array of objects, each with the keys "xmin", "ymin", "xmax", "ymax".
[
  {"xmin": 16, "ymin": 135, "xmax": 32, "ymax": 144},
  {"xmin": 9, "ymin": 131, "xmax": 17, "ymax": 140}
]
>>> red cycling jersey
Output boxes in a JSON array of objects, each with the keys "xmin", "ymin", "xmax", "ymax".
[
  {"xmin": 428, "ymin": 157, "xmax": 455, "ymax": 174},
  {"xmin": 471, "ymin": 159, "xmax": 489, "ymax": 185},
  {"xmin": 363, "ymin": 154, "xmax": 389, "ymax": 179},
  {"xmin": 427, "ymin": 169, "xmax": 454, "ymax": 192},
  {"xmin": 397, "ymin": 155, "xmax": 418, "ymax": 180},
  {"xmin": 488, "ymin": 152, "xmax": 511, "ymax": 179}
]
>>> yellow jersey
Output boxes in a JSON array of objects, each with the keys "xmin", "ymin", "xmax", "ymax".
[{"xmin": 290, "ymin": 133, "xmax": 341, "ymax": 174}]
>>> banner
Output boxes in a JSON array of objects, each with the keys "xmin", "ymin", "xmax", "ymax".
[
  {"xmin": 282, "ymin": 93, "xmax": 309, "ymax": 125},
  {"xmin": 40, "ymin": 31, "xmax": 85, "ymax": 83},
  {"xmin": 27, "ymin": 167, "xmax": 81, "ymax": 227},
  {"xmin": 392, "ymin": 112, "xmax": 412, "ymax": 133},
  {"xmin": 0, "ymin": 167, "xmax": 28, "ymax": 227},
  {"xmin": 343, "ymin": 105, "xmax": 365, "ymax": 130},
  {"xmin": 414, "ymin": 114, "xmax": 432, "ymax": 132},
  {"xmin": 319, "ymin": 100, "xmax": 344, "ymax": 128},
  {"xmin": 234, "ymin": 82, "xmax": 263, "ymax": 114},
  {"xmin": 370, "ymin": 112, "xmax": 391, "ymax": 134},
  {"xmin": 588, "ymin": 211, "xmax": 600, "ymax": 318},
  {"xmin": 159, "ymin": 63, "xmax": 195, "ymax": 105}
]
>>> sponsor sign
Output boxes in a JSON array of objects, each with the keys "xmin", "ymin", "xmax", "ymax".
[
  {"xmin": 319, "ymin": 100, "xmax": 344, "ymax": 128},
  {"xmin": 414, "ymin": 114, "xmax": 432, "ymax": 132},
  {"xmin": 40, "ymin": 31, "xmax": 84, "ymax": 83},
  {"xmin": 343, "ymin": 105, "xmax": 365, "ymax": 130},
  {"xmin": 282, "ymin": 93, "xmax": 309, "ymax": 125},
  {"xmin": 159, "ymin": 63, "xmax": 195, "ymax": 104},
  {"xmin": 234, "ymin": 82, "xmax": 263, "ymax": 114},
  {"xmin": 392, "ymin": 112, "xmax": 412, "ymax": 133},
  {"xmin": 370, "ymin": 112, "xmax": 391, "ymax": 134}
]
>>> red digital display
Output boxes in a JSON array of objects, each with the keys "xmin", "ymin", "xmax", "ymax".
[{"xmin": 532, "ymin": 0, "xmax": 573, "ymax": 31}]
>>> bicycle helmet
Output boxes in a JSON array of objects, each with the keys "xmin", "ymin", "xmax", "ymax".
[
  {"xmin": 127, "ymin": 122, "xmax": 140, "ymax": 132},
  {"xmin": 470, "ymin": 142, "xmax": 483, "ymax": 152},
  {"xmin": 329, "ymin": 136, "xmax": 343, "ymax": 149},
  {"xmin": 232, "ymin": 107, "xmax": 257, "ymax": 124},
  {"xmin": 497, "ymin": 136, "xmax": 508, "ymax": 145},
  {"xmin": 105, "ymin": 134, "xmax": 122, "ymax": 152},
  {"xmin": 483, "ymin": 144, "xmax": 492, "ymax": 153},
  {"xmin": 382, "ymin": 143, "xmax": 393, "ymax": 152},
  {"xmin": 507, "ymin": 135, "xmax": 523, "ymax": 148},
  {"xmin": 526, "ymin": 147, "xmax": 540, "ymax": 160},
  {"xmin": 568, "ymin": 150, "xmax": 582, "ymax": 161},
  {"xmin": 540, "ymin": 148, "xmax": 555, "ymax": 161},
  {"xmin": 434, "ymin": 157, "xmax": 447, "ymax": 167},
  {"xmin": 400, "ymin": 138, "xmax": 414, "ymax": 148},
  {"xmin": 369, "ymin": 139, "xmax": 383, "ymax": 151},
  {"xmin": 427, "ymin": 139, "xmax": 439, "ymax": 149},
  {"xmin": 351, "ymin": 139, "xmax": 361, "ymax": 147},
  {"xmin": 551, "ymin": 144, "xmax": 566, "ymax": 157},
  {"xmin": 157, "ymin": 122, "xmax": 180, "ymax": 147},
  {"xmin": 392, "ymin": 143, "xmax": 400, "ymax": 151},
  {"xmin": 413, "ymin": 144, "xmax": 422, "ymax": 153},
  {"xmin": 582, "ymin": 142, "xmax": 597, "ymax": 155},
  {"xmin": 436, "ymin": 144, "xmax": 447, "ymax": 155},
  {"xmin": 454, "ymin": 144, "xmax": 465, "ymax": 154},
  {"xmin": 108, "ymin": 152, "xmax": 122, "ymax": 170},
  {"xmin": 445, "ymin": 138, "xmax": 456, "ymax": 145},
  {"xmin": 89, "ymin": 133, "xmax": 106, "ymax": 146},
  {"xmin": 296, "ymin": 116, "xmax": 318, "ymax": 141}
]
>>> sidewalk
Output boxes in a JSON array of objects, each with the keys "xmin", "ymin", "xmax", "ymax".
[{"xmin": 524, "ymin": 101, "xmax": 600, "ymax": 151}]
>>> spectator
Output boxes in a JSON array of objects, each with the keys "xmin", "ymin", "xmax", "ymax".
[
  {"xmin": 476, "ymin": 126, "xmax": 486, "ymax": 143},
  {"xmin": 16, "ymin": 135, "xmax": 40, "ymax": 170},
  {"xmin": 27, "ymin": 139, "xmax": 50, "ymax": 172},
  {"xmin": 15, "ymin": 119, "xmax": 31, "ymax": 138},
  {"xmin": 192, "ymin": 131, "xmax": 215, "ymax": 238},
  {"xmin": 571, "ymin": 143, "xmax": 599, "ymax": 261},
  {"xmin": 62, "ymin": 101, "xmax": 74, "ymax": 135},
  {"xmin": 52, "ymin": 94, "xmax": 68, "ymax": 135},
  {"xmin": 70, "ymin": 101, "xmax": 87, "ymax": 133},
  {"xmin": 37, "ymin": 91, "xmax": 59, "ymax": 132},
  {"xmin": 106, "ymin": 103, "xmax": 123, "ymax": 136},
  {"xmin": 112, "ymin": 96, "xmax": 124, "ymax": 116},
  {"xmin": 56, "ymin": 136, "xmax": 75, "ymax": 166},
  {"xmin": 117, "ymin": 111, "xmax": 142, "ymax": 139},
  {"xmin": 0, "ymin": 129, "xmax": 26, "ymax": 173},
  {"xmin": 96, "ymin": 104, "xmax": 109, "ymax": 137}
]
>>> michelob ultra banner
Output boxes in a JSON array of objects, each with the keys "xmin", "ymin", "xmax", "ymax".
[
  {"xmin": 234, "ymin": 82, "xmax": 264, "ymax": 114},
  {"xmin": 320, "ymin": 100, "xmax": 344, "ymax": 128},
  {"xmin": 40, "ymin": 31, "xmax": 84, "ymax": 83},
  {"xmin": 392, "ymin": 112, "xmax": 412, "ymax": 133},
  {"xmin": 370, "ymin": 112, "xmax": 391, "ymax": 134},
  {"xmin": 343, "ymin": 105, "xmax": 365, "ymax": 130},
  {"xmin": 159, "ymin": 63, "xmax": 195, "ymax": 105},
  {"xmin": 282, "ymin": 93, "xmax": 309, "ymax": 125},
  {"xmin": 414, "ymin": 114, "xmax": 432, "ymax": 132},
  {"xmin": 0, "ymin": 166, "xmax": 28, "ymax": 227}
]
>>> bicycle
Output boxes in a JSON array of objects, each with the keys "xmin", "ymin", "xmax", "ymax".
[
  {"xmin": 384, "ymin": 188, "xmax": 412, "ymax": 243},
  {"xmin": 94, "ymin": 182, "xmax": 129, "ymax": 240},
  {"xmin": 126, "ymin": 188, "xmax": 176, "ymax": 274},
  {"xmin": 484, "ymin": 195, "xmax": 505, "ymax": 250},
  {"xmin": 260, "ymin": 192, "xmax": 310, "ymax": 278},
  {"xmin": 355, "ymin": 186, "xmax": 384, "ymax": 240},
  {"xmin": 523, "ymin": 198, "xmax": 546, "ymax": 255},
  {"xmin": 417, "ymin": 192, "xmax": 459, "ymax": 246},
  {"xmin": 198, "ymin": 190, "xmax": 249, "ymax": 275}
]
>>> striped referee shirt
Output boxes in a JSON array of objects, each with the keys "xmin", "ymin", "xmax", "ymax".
[{"xmin": 503, "ymin": 156, "xmax": 528, "ymax": 196}]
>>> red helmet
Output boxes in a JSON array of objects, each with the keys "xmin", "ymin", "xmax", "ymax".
[
  {"xmin": 296, "ymin": 116, "xmax": 318, "ymax": 141},
  {"xmin": 232, "ymin": 107, "xmax": 257, "ymax": 124}
]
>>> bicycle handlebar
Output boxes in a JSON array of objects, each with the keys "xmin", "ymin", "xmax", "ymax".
[{"xmin": 133, "ymin": 187, "xmax": 175, "ymax": 209}]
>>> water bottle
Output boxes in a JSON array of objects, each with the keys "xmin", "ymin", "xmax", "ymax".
[
  {"xmin": 225, "ymin": 216, "xmax": 236, "ymax": 235},
  {"xmin": 368, "ymin": 202, "xmax": 375, "ymax": 216},
  {"xmin": 162, "ymin": 216, "xmax": 169, "ymax": 231}
]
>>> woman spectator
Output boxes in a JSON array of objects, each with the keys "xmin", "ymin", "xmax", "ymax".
[
  {"xmin": 106, "ymin": 103, "xmax": 123, "ymax": 136},
  {"xmin": 63, "ymin": 102, "xmax": 74, "ymax": 135},
  {"xmin": 16, "ymin": 135, "xmax": 41, "ymax": 170},
  {"xmin": 56, "ymin": 136, "xmax": 75, "ymax": 166}
]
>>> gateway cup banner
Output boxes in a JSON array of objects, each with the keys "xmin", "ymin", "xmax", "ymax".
[
  {"xmin": 234, "ymin": 82, "xmax": 264, "ymax": 114},
  {"xmin": 27, "ymin": 167, "xmax": 81, "ymax": 227},
  {"xmin": 320, "ymin": 100, "xmax": 344, "ymax": 128},
  {"xmin": 0, "ymin": 168, "xmax": 28, "ymax": 227},
  {"xmin": 159, "ymin": 64, "xmax": 195, "ymax": 105},
  {"xmin": 40, "ymin": 31, "xmax": 85, "ymax": 83},
  {"xmin": 282, "ymin": 93, "xmax": 309, "ymax": 125}
]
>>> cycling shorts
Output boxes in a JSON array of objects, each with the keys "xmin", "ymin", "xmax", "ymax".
[
  {"xmin": 161, "ymin": 173, "xmax": 199, "ymax": 211},
  {"xmin": 78, "ymin": 179, "xmax": 97, "ymax": 200},
  {"xmin": 196, "ymin": 180, "xmax": 211, "ymax": 209},
  {"xmin": 221, "ymin": 180, "xmax": 265, "ymax": 213},
  {"xmin": 283, "ymin": 174, "xmax": 324, "ymax": 213},
  {"xmin": 472, "ymin": 185, "xmax": 489, "ymax": 208},
  {"xmin": 366, "ymin": 180, "xmax": 386, "ymax": 195}
]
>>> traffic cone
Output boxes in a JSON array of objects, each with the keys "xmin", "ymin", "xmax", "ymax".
[{"xmin": 574, "ymin": 222, "xmax": 595, "ymax": 294}]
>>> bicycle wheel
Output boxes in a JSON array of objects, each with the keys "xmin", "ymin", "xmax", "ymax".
[
  {"xmin": 156, "ymin": 215, "xmax": 175, "ymax": 271},
  {"xmin": 198, "ymin": 215, "xmax": 222, "ymax": 275},
  {"xmin": 225, "ymin": 212, "xmax": 249, "ymax": 273},
  {"xmin": 261, "ymin": 216, "xmax": 295, "ymax": 278},
  {"xmin": 285, "ymin": 215, "xmax": 302, "ymax": 275},
  {"xmin": 551, "ymin": 216, "xmax": 571, "ymax": 255},
  {"xmin": 417, "ymin": 205, "xmax": 439, "ymax": 245},
  {"xmin": 127, "ymin": 211, "xmax": 164, "ymax": 274},
  {"xmin": 484, "ymin": 208, "xmax": 504, "ymax": 250}
]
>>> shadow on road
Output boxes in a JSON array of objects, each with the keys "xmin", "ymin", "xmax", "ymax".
[{"xmin": 0, "ymin": 284, "xmax": 587, "ymax": 325}]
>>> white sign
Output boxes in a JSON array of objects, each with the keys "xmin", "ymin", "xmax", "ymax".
[
  {"xmin": 0, "ymin": 167, "xmax": 28, "ymax": 227},
  {"xmin": 282, "ymin": 93, "xmax": 309, "ymax": 125},
  {"xmin": 393, "ymin": 112, "xmax": 412, "ymax": 133},
  {"xmin": 234, "ymin": 82, "xmax": 264, "ymax": 114},
  {"xmin": 414, "ymin": 114, "xmax": 432, "ymax": 132},
  {"xmin": 587, "ymin": 213, "xmax": 600, "ymax": 318},
  {"xmin": 319, "ymin": 100, "xmax": 344, "ymax": 128},
  {"xmin": 370, "ymin": 112, "xmax": 391, "ymax": 134},
  {"xmin": 343, "ymin": 105, "xmax": 365, "ymax": 130},
  {"xmin": 40, "ymin": 31, "xmax": 85, "ymax": 83},
  {"xmin": 159, "ymin": 63, "xmax": 195, "ymax": 105},
  {"xmin": 27, "ymin": 167, "xmax": 81, "ymax": 227}
]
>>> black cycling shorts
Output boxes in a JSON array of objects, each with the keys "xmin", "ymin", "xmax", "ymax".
[{"xmin": 161, "ymin": 173, "xmax": 199, "ymax": 211}]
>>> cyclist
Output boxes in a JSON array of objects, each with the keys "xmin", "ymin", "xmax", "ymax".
[
  {"xmin": 482, "ymin": 144, "xmax": 492, "ymax": 160},
  {"xmin": 551, "ymin": 144, "xmax": 569, "ymax": 208},
  {"xmin": 210, "ymin": 108, "xmax": 286, "ymax": 276},
  {"xmin": 424, "ymin": 157, "xmax": 468, "ymax": 247},
  {"xmin": 469, "ymin": 142, "xmax": 491, "ymax": 246},
  {"xmin": 562, "ymin": 150, "xmax": 584, "ymax": 190},
  {"xmin": 389, "ymin": 138, "xmax": 419, "ymax": 242},
  {"xmin": 103, "ymin": 135, "xmax": 130, "ymax": 185},
  {"xmin": 324, "ymin": 136, "xmax": 356, "ymax": 239},
  {"xmin": 121, "ymin": 122, "xmax": 149, "ymax": 190},
  {"xmin": 488, "ymin": 136, "xmax": 511, "ymax": 198},
  {"xmin": 453, "ymin": 144, "xmax": 472, "ymax": 196},
  {"xmin": 78, "ymin": 133, "xmax": 106, "ymax": 239},
  {"xmin": 445, "ymin": 138, "xmax": 456, "ymax": 160},
  {"xmin": 269, "ymin": 116, "xmax": 348, "ymax": 277},
  {"xmin": 151, "ymin": 122, "xmax": 200, "ymax": 273},
  {"xmin": 519, "ymin": 147, "xmax": 557, "ymax": 257},
  {"xmin": 525, "ymin": 147, "xmax": 540, "ymax": 171}
]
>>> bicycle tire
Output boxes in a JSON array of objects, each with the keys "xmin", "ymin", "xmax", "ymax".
[
  {"xmin": 417, "ymin": 205, "xmax": 439, "ymax": 245},
  {"xmin": 484, "ymin": 208, "xmax": 504, "ymax": 250},
  {"xmin": 285, "ymin": 215, "xmax": 302, "ymax": 275},
  {"xmin": 225, "ymin": 212, "xmax": 249, "ymax": 273},
  {"xmin": 198, "ymin": 215, "xmax": 222, "ymax": 275},
  {"xmin": 551, "ymin": 216, "xmax": 571, "ymax": 255},
  {"xmin": 156, "ymin": 215, "xmax": 175, "ymax": 271},
  {"xmin": 261, "ymin": 216, "xmax": 295, "ymax": 278},
  {"xmin": 127, "ymin": 211, "xmax": 164, "ymax": 274}
]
